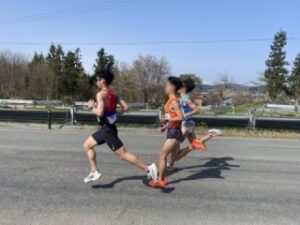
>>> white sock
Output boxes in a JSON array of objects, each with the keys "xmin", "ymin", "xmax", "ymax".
[{"xmin": 92, "ymin": 170, "xmax": 98, "ymax": 174}]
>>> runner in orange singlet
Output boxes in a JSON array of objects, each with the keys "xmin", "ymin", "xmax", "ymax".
[{"xmin": 149, "ymin": 77, "xmax": 184, "ymax": 188}]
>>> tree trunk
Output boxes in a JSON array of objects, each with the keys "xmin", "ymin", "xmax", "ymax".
[
  {"xmin": 144, "ymin": 90, "xmax": 148, "ymax": 104},
  {"xmin": 295, "ymin": 94, "xmax": 299, "ymax": 112}
]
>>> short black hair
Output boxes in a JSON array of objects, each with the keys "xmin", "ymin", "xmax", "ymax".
[
  {"xmin": 95, "ymin": 70, "xmax": 114, "ymax": 85},
  {"xmin": 182, "ymin": 78, "xmax": 196, "ymax": 93},
  {"xmin": 168, "ymin": 76, "xmax": 183, "ymax": 91}
]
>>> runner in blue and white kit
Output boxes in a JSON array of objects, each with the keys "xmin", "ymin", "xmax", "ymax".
[{"xmin": 168, "ymin": 78, "xmax": 223, "ymax": 170}]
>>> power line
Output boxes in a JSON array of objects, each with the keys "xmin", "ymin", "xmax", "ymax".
[
  {"xmin": 1, "ymin": 37, "xmax": 300, "ymax": 46},
  {"xmin": 2, "ymin": 0, "xmax": 108, "ymax": 20},
  {"xmin": 0, "ymin": 0, "xmax": 146, "ymax": 25}
]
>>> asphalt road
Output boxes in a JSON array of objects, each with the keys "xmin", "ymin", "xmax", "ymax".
[{"xmin": 0, "ymin": 127, "xmax": 300, "ymax": 225}]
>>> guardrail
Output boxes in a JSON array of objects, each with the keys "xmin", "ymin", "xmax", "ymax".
[
  {"xmin": 0, "ymin": 109, "xmax": 299, "ymax": 130},
  {"xmin": 0, "ymin": 99, "xmax": 63, "ymax": 106},
  {"xmin": 74, "ymin": 111, "xmax": 158, "ymax": 125},
  {"xmin": 0, "ymin": 109, "xmax": 67, "ymax": 123}
]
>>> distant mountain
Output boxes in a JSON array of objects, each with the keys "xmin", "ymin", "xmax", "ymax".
[{"xmin": 201, "ymin": 83, "xmax": 267, "ymax": 94}]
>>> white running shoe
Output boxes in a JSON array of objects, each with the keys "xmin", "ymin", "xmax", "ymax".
[
  {"xmin": 84, "ymin": 170, "xmax": 101, "ymax": 183},
  {"xmin": 147, "ymin": 163, "xmax": 158, "ymax": 182},
  {"xmin": 208, "ymin": 129, "xmax": 223, "ymax": 137}
]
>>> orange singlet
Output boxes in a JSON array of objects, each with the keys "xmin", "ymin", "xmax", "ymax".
[{"xmin": 165, "ymin": 97, "xmax": 181, "ymax": 129}]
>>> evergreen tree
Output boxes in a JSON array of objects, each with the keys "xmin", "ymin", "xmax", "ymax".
[
  {"xmin": 289, "ymin": 53, "xmax": 300, "ymax": 105},
  {"xmin": 46, "ymin": 44, "xmax": 65, "ymax": 99},
  {"xmin": 31, "ymin": 52, "xmax": 45, "ymax": 64},
  {"xmin": 94, "ymin": 48, "xmax": 115, "ymax": 73},
  {"xmin": 89, "ymin": 48, "xmax": 115, "ymax": 92},
  {"xmin": 264, "ymin": 31, "xmax": 289, "ymax": 100},
  {"xmin": 63, "ymin": 48, "xmax": 85, "ymax": 99}
]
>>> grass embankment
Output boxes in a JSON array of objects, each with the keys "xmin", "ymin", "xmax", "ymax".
[
  {"xmin": 212, "ymin": 102, "xmax": 300, "ymax": 118},
  {"xmin": 117, "ymin": 123, "xmax": 300, "ymax": 139},
  {"xmin": 211, "ymin": 102, "xmax": 263, "ymax": 115},
  {"xmin": 196, "ymin": 126, "xmax": 300, "ymax": 139}
]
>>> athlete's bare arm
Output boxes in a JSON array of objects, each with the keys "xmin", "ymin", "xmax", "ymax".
[
  {"xmin": 87, "ymin": 91, "xmax": 107, "ymax": 117},
  {"xmin": 159, "ymin": 123, "xmax": 169, "ymax": 133},
  {"xmin": 184, "ymin": 98, "xmax": 200, "ymax": 117},
  {"xmin": 118, "ymin": 98, "xmax": 129, "ymax": 115},
  {"xmin": 169, "ymin": 102, "xmax": 184, "ymax": 122}
]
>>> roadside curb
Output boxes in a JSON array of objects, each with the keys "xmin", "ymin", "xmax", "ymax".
[{"xmin": 0, "ymin": 122, "xmax": 159, "ymax": 135}]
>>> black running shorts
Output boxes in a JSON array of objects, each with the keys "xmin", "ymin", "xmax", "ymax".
[
  {"xmin": 92, "ymin": 125, "xmax": 123, "ymax": 151},
  {"xmin": 166, "ymin": 128, "xmax": 183, "ymax": 142}
]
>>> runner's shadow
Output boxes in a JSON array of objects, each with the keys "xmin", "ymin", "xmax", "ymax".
[
  {"xmin": 91, "ymin": 157, "xmax": 239, "ymax": 190},
  {"xmin": 167, "ymin": 157, "xmax": 239, "ymax": 185},
  {"xmin": 91, "ymin": 175, "xmax": 147, "ymax": 189}
]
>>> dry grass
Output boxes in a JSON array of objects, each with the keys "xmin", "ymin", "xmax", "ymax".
[
  {"xmin": 196, "ymin": 126, "xmax": 300, "ymax": 139},
  {"xmin": 118, "ymin": 124, "xmax": 300, "ymax": 139}
]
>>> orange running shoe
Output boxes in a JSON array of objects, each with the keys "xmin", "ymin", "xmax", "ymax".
[
  {"xmin": 191, "ymin": 139, "xmax": 208, "ymax": 151},
  {"xmin": 148, "ymin": 179, "xmax": 167, "ymax": 188}
]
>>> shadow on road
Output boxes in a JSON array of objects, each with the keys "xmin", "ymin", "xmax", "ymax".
[
  {"xmin": 91, "ymin": 157, "xmax": 239, "ymax": 191},
  {"xmin": 92, "ymin": 175, "xmax": 147, "ymax": 189},
  {"xmin": 167, "ymin": 157, "xmax": 239, "ymax": 185}
]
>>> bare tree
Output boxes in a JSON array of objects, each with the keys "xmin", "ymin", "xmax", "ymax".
[
  {"xmin": 132, "ymin": 55, "xmax": 170, "ymax": 106},
  {"xmin": 27, "ymin": 62, "xmax": 54, "ymax": 100},
  {"xmin": 0, "ymin": 52, "xmax": 28, "ymax": 98},
  {"xmin": 112, "ymin": 62, "xmax": 142, "ymax": 102},
  {"xmin": 219, "ymin": 74, "xmax": 234, "ymax": 90}
]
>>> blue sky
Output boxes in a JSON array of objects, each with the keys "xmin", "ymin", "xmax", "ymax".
[{"xmin": 1, "ymin": 0, "xmax": 300, "ymax": 84}]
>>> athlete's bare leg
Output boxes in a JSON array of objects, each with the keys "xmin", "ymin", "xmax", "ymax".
[
  {"xmin": 114, "ymin": 146, "xmax": 148, "ymax": 172},
  {"xmin": 171, "ymin": 132, "xmax": 196, "ymax": 162},
  {"xmin": 198, "ymin": 134, "xmax": 214, "ymax": 143},
  {"xmin": 170, "ymin": 130, "xmax": 219, "ymax": 165},
  {"xmin": 158, "ymin": 139, "xmax": 180, "ymax": 180},
  {"xmin": 187, "ymin": 132, "xmax": 196, "ymax": 143},
  {"xmin": 170, "ymin": 129, "xmax": 189, "ymax": 165},
  {"xmin": 172, "ymin": 146, "xmax": 194, "ymax": 162},
  {"xmin": 83, "ymin": 136, "xmax": 98, "ymax": 172}
]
